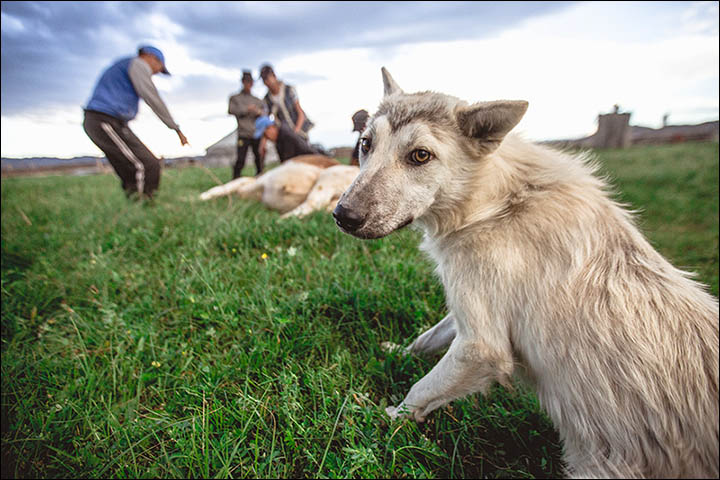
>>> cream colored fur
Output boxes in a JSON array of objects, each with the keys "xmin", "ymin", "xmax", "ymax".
[
  {"xmin": 334, "ymin": 68, "xmax": 719, "ymax": 478},
  {"xmin": 199, "ymin": 157, "xmax": 359, "ymax": 217},
  {"xmin": 279, "ymin": 165, "xmax": 360, "ymax": 219}
]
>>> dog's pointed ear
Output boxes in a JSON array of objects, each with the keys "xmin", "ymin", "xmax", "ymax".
[
  {"xmin": 381, "ymin": 67, "xmax": 403, "ymax": 96},
  {"xmin": 455, "ymin": 100, "xmax": 528, "ymax": 142}
]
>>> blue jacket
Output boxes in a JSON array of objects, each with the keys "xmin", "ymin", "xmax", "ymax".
[{"xmin": 85, "ymin": 57, "xmax": 139, "ymax": 122}]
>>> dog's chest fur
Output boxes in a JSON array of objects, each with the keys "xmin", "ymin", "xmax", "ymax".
[{"xmin": 419, "ymin": 225, "xmax": 528, "ymax": 341}]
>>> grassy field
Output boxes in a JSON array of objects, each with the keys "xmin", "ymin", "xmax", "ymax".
[{"xmin": 2, "ymin": 141, "xmax": 717, "ymax": 479}]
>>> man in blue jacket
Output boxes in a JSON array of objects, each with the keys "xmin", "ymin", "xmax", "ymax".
[{"xmin": 83, "ymin": 46, "xmax": 188, "ymax": 199}]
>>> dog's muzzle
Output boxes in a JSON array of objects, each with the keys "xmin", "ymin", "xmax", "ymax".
[{"xmin": 332, "ymin": 203, "xmax": 366, "ymax": 232}]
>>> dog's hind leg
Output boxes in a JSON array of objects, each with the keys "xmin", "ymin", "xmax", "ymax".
[
  {"xmin": 199, "ymin": 177, "xmax": 259, "ymax": 201},
  {"xmin": 382, "ymin": 313, "xmax": 456, "ymax": 356}
]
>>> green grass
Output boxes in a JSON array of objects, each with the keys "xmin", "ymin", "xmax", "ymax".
[
  {"xmin": 2, "ymin": 141, "xmax": 717, "ymax": 479},
  {"xmin": 593, "ymin": 142, "xmax": 719, "ymax": 295}
]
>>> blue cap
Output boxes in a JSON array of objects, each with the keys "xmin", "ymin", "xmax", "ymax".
[
  {"xmin": 138, "ymin": 45, "xmax": 170, "ymax": 75},
  {"xmin": 254, "ymin": 116, "xmax": 275, "ymax": 139}
]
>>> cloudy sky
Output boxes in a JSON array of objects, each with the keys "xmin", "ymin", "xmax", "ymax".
[{"xmin": 1, "ymin": 1, "xmax": 718, "ymax": 159}]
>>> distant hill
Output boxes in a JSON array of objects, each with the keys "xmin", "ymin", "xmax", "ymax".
[
  {"xmin": 1, "ymin": 156, "xmax": 108, "ymax": 177},
  {"xmin": 544, "ymin": 119, "xmax": 718, "ymax": 149},
  {"xmin": 2, "ymin": 155, "xmax": 107, "ymax": 168},
  {"xmin": 1, "ymin": 155, "xmax": 204, "ymax": 177}
]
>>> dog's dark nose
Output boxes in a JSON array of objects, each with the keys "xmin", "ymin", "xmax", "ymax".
[{"xmin": 333, "ymin": 203, "xmax": 366, "ymax": 231}]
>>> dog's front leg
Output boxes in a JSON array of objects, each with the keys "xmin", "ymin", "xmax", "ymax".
[
  {"xmin": 386, "ymin": 334, "xmax": 512, "ymax": 422},
  {"xmin": 382, "ymin": 313, "xmax": 456, "ymax": 356},
  {"xmin": 279, "ymin": 183, "xmax": 335, "ymax": 219}
]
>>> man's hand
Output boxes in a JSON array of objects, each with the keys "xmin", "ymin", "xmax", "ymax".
[
  {"xmin": 177, "ymin": 130, "xmax": 189, "ymax": 146},
  {"xmin": 247, "ymin": 104, "xmax": 261, "ymax": 116}
]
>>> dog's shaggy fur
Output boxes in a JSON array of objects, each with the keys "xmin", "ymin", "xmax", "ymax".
[
  {"xmin": 199, "ymin": 155, "xmax": 358, "ymax": 218},
  {"xmin": 334, "ymin": 68, "xmax": 719, "ymax": 478}
]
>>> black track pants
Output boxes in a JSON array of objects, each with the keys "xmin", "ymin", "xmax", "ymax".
[
  {"xmin": 83, "ymin": 110, "xmax": 161, "ymax": 197},
  {"xmin": 234, "ymin": 136, "xmax": 263, "ymax": 179}
]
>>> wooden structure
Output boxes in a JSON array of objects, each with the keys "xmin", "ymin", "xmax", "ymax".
[{"xmin": 592, "ymin": 112, "xmax": 632, "ymax": 148}]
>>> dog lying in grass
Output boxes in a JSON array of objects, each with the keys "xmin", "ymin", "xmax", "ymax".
[
  {"xmin": 199, "ymin": 155, "xmax": 359, "ymax": 218},
  {"xmin": 333, "ymin": 67, "xmax": 719, "ymax": 478}
]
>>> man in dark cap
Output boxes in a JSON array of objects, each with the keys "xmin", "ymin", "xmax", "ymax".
[
  {"xmin": 228, "ymin": 70, "xmax": 264, "ymax": 178},
  {"xmin": 83, "ymin": 45, "xmax": 189, "ymax": 200},
  {"xmin": 350, "ymin": 109, "xmax": 369, "ymax": 166}
]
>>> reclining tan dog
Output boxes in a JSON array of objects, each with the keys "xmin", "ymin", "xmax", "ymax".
[{"xmin": 199, "ymin": 154, "xmax": 359, "ymax": 218}]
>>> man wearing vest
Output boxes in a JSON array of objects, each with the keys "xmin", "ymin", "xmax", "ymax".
[
  {"xmin": 83, "ymin": 45, "xmax": 188, "ymax": 200},
  {"xmin": 257, "ymin": 63, "xmax": 314, "ymax": 159}
]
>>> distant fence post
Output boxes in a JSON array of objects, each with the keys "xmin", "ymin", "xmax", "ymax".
[{"xmin": 592, "ymin": 112, "xmax": 631, "ymax": 149}]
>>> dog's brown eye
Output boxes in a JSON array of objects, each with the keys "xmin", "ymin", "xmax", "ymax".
[
  {"xmin": 360, "ymin": 138, "xmax": 371, "ymax": 154},
  {"xmin": 410, "ymin": 149, "xmax": 432, "ymax": 164}
]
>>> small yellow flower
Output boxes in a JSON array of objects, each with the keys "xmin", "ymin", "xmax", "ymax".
[
  {"xmin": 151, "ymin": 361, "xmax": 162, "ymax": 368},
  {"xmin": 261, "ymin": 253, "xmax": 268, "ymax": 260},
  {"xmin": 182, "ymin": 350, "xmax": 188, "ymax": 357},
  {"xmin": 232, "ymin": 248, "xmax": 237, "ymax": 253}
]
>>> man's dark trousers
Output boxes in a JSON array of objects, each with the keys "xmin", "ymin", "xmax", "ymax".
[
  {"xmin": 234, "ymin": 137, "xmax": 263, "ymax": 179},
  {"xmin": 83, "ymin": 109, "xmax": 161, "ymax": 198}
]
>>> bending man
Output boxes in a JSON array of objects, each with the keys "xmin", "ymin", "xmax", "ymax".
[{"xmin": 83, "ymin": 45, "xmax": 188, "ymax": 200}]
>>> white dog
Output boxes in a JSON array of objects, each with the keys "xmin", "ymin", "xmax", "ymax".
[
  {"xmin": 333, "ymin": 68, "xmax": 719, "ymax": 478},
  {"xmin": 199, "ymin": 155, "xmax": 358, "ymax": 218}
]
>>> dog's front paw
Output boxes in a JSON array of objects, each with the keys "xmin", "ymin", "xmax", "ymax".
[
  {"xmin": 381, "ymin": 341, "xmax": 402, "ymax": 353},
  {"xmin": 381, "ymin": 341, "xmax": 412, "ymax": 356},
  {"xmin": 386, "ymin": 402, "xmax": 422, "ymax": 421},
  {"xmin": 386, "ymin": 402, "xmax": 429, "ymax": 423},
  {"xmin": 385, "ymin": 404, "xmax": 404, "ymax": 419}
]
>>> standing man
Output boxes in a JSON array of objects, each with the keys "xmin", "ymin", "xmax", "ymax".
[
  {"xmin": 257, "ymin": 63, "xmax": 314, "ymax": 158},
  {"xmin": 350, "ymin": 109, "xmax": 369, "ymax": 166},
  {"xmin": 83, "ymin": 45, "xmax": 188, "ymax": 200},
  {"xmin": 228, "ymin": 70, "xmax": 264, "ymax": 178}
]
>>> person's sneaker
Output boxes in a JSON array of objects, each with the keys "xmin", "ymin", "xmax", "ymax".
[
  {"xmin": 126, "ymin": 191, "xmax": 142, "ymax": 202},
  {"xmin": 141, "ymin": 193, "xmax": 157, "ymax": 206}
]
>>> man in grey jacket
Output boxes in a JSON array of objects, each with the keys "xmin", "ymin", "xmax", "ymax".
[
  {"xmin": 228, "ymin": 70, "xmax": 264, "ymax": 178},
  {"xmin": 83, "ymin": 45, "xmax": 188, "ymax": 199}
]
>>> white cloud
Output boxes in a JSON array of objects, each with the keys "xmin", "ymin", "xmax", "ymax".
[
  {"xmin": 2, "ymin": 1, "xmax": 718, "ymax": 159},
  {"xmin": 680, "ymin": 1, "xmax": 719, "ymax": 36},
  {"xmin": 1, "ymin": 11, "xmax": 25, "ymax": 35},
  {"xmin": 1, "ymin": 110, "xmax": 99, "ymax": 159},
  {"xmin": 280, "ymin": 1, "xmax": 719, "ymax": 146}
]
